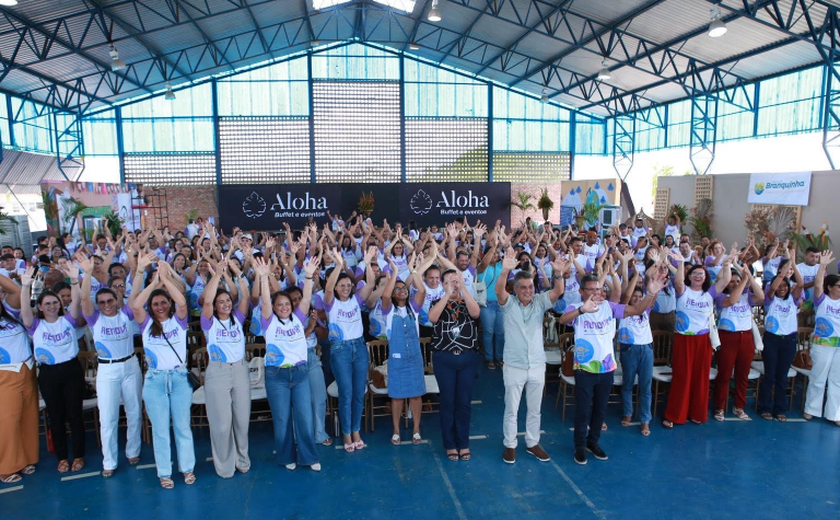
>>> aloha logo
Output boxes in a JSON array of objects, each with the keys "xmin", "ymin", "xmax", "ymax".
[
  {"xmin": 754, "ymin": 182, "xmax": 765, "ymax": 195},
  {"xmin": 410, "ymin": 189, "xmax": 434, "ymax": 215},
  {"xmin": 242, "ymin": 192, "xmax": 267, "ymax": 219}
]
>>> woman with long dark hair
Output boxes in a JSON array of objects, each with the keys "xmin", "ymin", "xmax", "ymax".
[
  {"xmin": 130, "ymin": 256, "xmax": 195, "ymax": 489},
  {"xmin": 0, "ymin": 275, "xmax": 38, "ymax": 483},
  {"xmin": 200, "ymin": 258, "xmax": 251, "ymax": 478},
  {"xmin": 19, "ymin": 265, "xmax": 85, "ymax": 472},
  {"xmin": 254, "ymin": 256, "xmax": 322, "ymax": 470},
  {"xmin": 758, "ymin": 256, "xmax": 804, "ymax": 420}
]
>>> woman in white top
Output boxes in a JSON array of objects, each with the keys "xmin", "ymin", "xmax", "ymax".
[
  {"xmin": 19, "ymin": 265, "xmax": 85, "ymax": 473},
  {"xmin": 758, "ymin": 257, "xmax": 804, "ymax": 420},
  {"xmin": 200, "ymin": 258, "xmax": 251, "ymax": 478},
  {"xmin": 804, "ymin": 251, "xmax": 840, "ymax": 425},
  {"xmin": 662, "ymin": 254, "xmax": 731, "ymax": 428},
  {"xmin": 130, "ymin": 258, "xmax": 195, "ymax": 489},
  {"xmin": 713, "ymin": 262, "xmax": 764, "ymax": 421},
  {"xmin": 0, "ymin": 276, "xmax": 38, "ymax": 484},
  {"xmin": 254, "ymin": 256, "xmax": 322, "ymax": 471},
  {"xmin": 324, "ymin": 247, "xmax": 377, "ymax": 452},
  {"xmin": 79, "ymin": 255, "xmax": 143, "ymax": 477}
]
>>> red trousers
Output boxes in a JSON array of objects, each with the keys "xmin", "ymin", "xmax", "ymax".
[
  {"xmin": 714, "ymin": 330, "xmax": 755, "ymax": 410},
  {"xmin": 664, "ymin": 334, "xmax": 713, "ymax": 424}
]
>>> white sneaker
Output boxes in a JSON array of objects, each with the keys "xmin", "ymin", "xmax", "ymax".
[
  {"xmin": 285, "ymin": 463, "xmax": 296, "ymax": 471},
  {"xmin": 310, "ymin": 463, "xmax": 322, "ymax": 472}
]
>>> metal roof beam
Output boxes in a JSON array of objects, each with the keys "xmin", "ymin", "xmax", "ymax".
[
  {"xmin": 436, "ymin": 1, "xmax": 493, "ymax": 66},
  {"xmin": 84, "ymin": 0, "xmax": 197, "ymax": 82},
  {"xmin": 507, "ymin": 0, "xmax": 666, "ymax": 87},
  {"xmin": 170, "ymin": 0, "xmax": 236, "ymax": 71},
  {"xmin": 402, "ymin": 0, "xmax": 430, "ymax": 51}
]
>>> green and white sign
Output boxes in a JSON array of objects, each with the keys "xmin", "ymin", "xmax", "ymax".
[{"xmin": 747, "ymin": 171, "xmax": 812, "ymax": 206}]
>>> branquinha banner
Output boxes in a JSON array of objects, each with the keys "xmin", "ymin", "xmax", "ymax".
[
  {"xmin": 747, "ymin": 172, "xmax": 812, "ymax": 206},
  {"xmin": 219, "ymin": 182, "xmax": 511, "ymax": 231}
]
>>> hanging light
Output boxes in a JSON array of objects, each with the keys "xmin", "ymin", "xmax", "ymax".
[
  {"xmin": 597, "ymin": 59, "xmax": 610, "ymax": 81},
  {"xmin": 109, "ymin": 45, "xmax": 126, "ymax": 71},
  {"xmin": 541, "ymin": 89, "xmax": 549, "ymax": 103},
  {"xmin": 164, "ymin": 82, "xmax": 176, "ymax": 101},
  {"xmin": 409, "ymin": 42, "xmax": 420, "ymax": 50},
  {"xmin": 0, "ymin": 0, "xmax": 19, "ymax": 6},
  {"xmin": 708, "ymin": 6, "xmax": 727, "ymax": 37},
  {"xmin": 427, "ymin": 0, "xmax": 442, "ymax": 22},
  {"xmin": 310, "ymin": 39, "xmax": 321, "ymax": 47}
]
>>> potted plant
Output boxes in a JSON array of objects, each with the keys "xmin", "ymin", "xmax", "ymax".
[
  {"xmin": 537, "ymin": 188, "xmax": 554, "ymax": 221},
  {"xmin": 102, "ymin": 208, "xmax": 124, "ymax": 238},
  {"xmin": 576, "ymin": 200, "xmax": 606, "ymax": 230},
  {"xmin": 358, "ymin": 192, "xmax": 375, "ymax": 218},
  {"xmin": 508, "ymin": 192, "xmax": 536, "ymax": 214},
  {"xmin": 688, "ymin": 198, "xmax": 713, "ymax": 242}
]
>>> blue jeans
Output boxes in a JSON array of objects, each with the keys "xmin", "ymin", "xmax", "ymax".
[
  {"xmin": 573, "ymin": 370, "xmax": 614, "ymax": 450},
  {"xmin": 307, "ymin": 348, "xmax": 330, "ymax": 443},
  {"xmin": 757, "ymin": 332, "xmax": 797, "ymax": 416},
  {"xmin": 480, "ymin": 301, "xmax": 505, "ymax": 362},
  {"xmin": 330, "ymin": 336, "xmax": 368, "ymax": 436},
  {"xmin": 433, "ymin": 350, "xmax": 480, "ymax": 450},
  {"xmin": 142, "ymin": 369, "xmax": 195, "ymax": 478},
  {"xmin": 265, "ymin": 364, "xmax": 319, "ymax": 466},
  {"xmin": 619, "ymin": 343, "xmax": 653, "ymax": 424}
]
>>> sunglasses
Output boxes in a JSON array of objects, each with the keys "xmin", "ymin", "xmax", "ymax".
[{"xmin": 97, "ymin": 298, "xmax": 116, "ymax": 305}]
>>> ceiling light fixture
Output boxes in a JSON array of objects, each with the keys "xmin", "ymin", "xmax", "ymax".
[
  {"xmin": 427, "ymin": 0, "xmax": 441, "ymax": 22},
  {"xmin": 0, "ymin": 0, "xmax": 19, "ymax": 6},
  {"xmin": 109, "ymin": 45, "xmax": 126, "ymax": 71},
  {"xmin": 708, "ymin": 6, "xmax": 727, "ymax": 38},
  {"xmin": 597, "ymin": 59, "xmax": 610, "ymax": 81},
  {"xmin": 164, "ymin": 82, "xmax": 176, "ymax": 101},
  {"xmin": 310, "ymin": 39, "xmax": 321, "ymax": 47},
  {"xmin": 409, "ymin": 42, "xmax": 420, "ymax": 50},
  {"xmin": 541, "ymin": 89, "xmax": 549, "ymax": 103}
]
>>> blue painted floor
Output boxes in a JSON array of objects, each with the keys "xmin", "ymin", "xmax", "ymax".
[{"xmin": 3, "ymin": 365, "xmax": 840, "ymax": 520}]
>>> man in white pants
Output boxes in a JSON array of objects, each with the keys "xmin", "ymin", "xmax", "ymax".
[{"xmin": 496, "ymin": 248, "xmax": 568, "ymax": 464}]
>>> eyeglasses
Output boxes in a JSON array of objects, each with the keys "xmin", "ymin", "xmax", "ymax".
[
  {"xmin": 111, "ymin": 284, "xmax": 125, "ymax": 289},
  {"xmin": 97, "ymin": 298, "xmax": 116, "ymax": 305},
  {"xmin": 394, "ymin": 287, "xmax": 409, "ymax": 292}
]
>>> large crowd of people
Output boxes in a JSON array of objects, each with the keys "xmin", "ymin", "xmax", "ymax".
[{"xmin": 1, "ymin": 210, "xmax": 838, "ymax": 486}]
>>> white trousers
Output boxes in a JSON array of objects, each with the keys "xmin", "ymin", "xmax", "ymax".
[
  {"xmin": 805, "ymin": 345, "xmax": 840, "ymax": 421},
  {"xmin": 96, "ymin": 356, "xmax": 143, "ymax": 470},
  {"xmin": 502, "ymin": 364, "xmax": 545, "ymax": 449}
]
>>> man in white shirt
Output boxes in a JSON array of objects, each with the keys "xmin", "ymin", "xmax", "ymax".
[
  {"xmin": 0, "ymin": 253, "xmax": 24, "ymax": 282},
  {"xmin": 797, "ymin": 246, "xmax": 821, "ymax": 310}
]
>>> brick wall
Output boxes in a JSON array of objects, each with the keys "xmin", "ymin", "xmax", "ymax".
[
  {"xmin": 159, "ymin": 185, "xmax": 218, "ymax": 232},
  {"xmin": 509, "ymin": 183, "xmax": 563, "ymax": 228}
]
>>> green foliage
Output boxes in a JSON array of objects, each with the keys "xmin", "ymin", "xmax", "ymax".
[
  {"xmin": 103, "ymin": 209, "xmax": 124, "ymax": 238},
  {"xmin": 0, "ymin": 207, "xmax": 17, "ymax": 235},
  {"xmin": 688, "ymin": 198, "xmax": 713, "ymax": 240},
  {"xmin": 651, "ymin": 163, "xmax": 674, "ymax": 200},
  {"xmin": 792, "ymin": 226, "xmax": 832, "ymax": 260},
  {"xmin": 509, "ymin": 192, "xmax": 536, "ymax": 212},
  {"xmin": 580, "ymin": 201, "xmax": 606, "ymax": 227},
  {"xmin": 537, "ymin": 188, "xmax": 554, "ymax": 211},
  {"xmin": 668, "ymin": 203, "xmax": 689, "ymax": 224},
  {"xmin": 186, "ymin": 208, "xmax": 199, "ymax": 224}
]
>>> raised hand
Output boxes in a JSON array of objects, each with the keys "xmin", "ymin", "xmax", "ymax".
[
  {"xmin": 252, "ymin": 257, "xmax": 271, "ymax": 278},
  {"xmin": 304, "ymin": 255, "xmax": 321, "ymax": 278},
  {"xmin": 579, "ymin": 295, "xmax": 598, "ymax": 313},
  {"xmin": 819, "ymin": 250, "xmax": 835, "ymax": 266},
  {"xmin": 19, "ymin": 266, "xmax": 36, "ymax": 287},
  {"xmin": 137, "ymin": 252, "xmax": 156, "ymax": 271},
  {"xmin": 502, "ymin": 247, "xmax": 517, "ymax": 270},
  {"xmin": 363, "ymin": 245, "xmax": 378, "ymax": 265},
  {"xmin": 333, "ymin": 248, "xmax": 346, "ymax": 269},
  {"xmin": 552, "ymin": 254, "xmax": 570, "ymax": 275}
]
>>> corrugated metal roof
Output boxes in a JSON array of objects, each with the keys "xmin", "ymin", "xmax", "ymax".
[{"xmin": 0, "ymin": 150, "xmax": 66, "ymax": 187}]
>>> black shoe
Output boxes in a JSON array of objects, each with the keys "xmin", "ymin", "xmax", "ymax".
[
  {"xmin": 586, "ymin": 443, "xmax": 608, "ymax": 461},
  {"xmin": 574, "ymin": 449, "xmax": 587, "ymax": 465}
]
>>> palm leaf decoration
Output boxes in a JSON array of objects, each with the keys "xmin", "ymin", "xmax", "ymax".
[
  {"xmin": 508, "ymin": 192, "xmax": 536, "ymax": 212},
  {"xmin": 766, "ymin": 206, "xmax": 796, "ymax": 244},
  {"xmin": 688, "ymin": 198, "xmax": 713, "ymax": 240}
]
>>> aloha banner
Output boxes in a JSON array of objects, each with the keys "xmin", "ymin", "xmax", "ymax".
[
  {"xmin": 747, "ymin": 171, "xmax": 812, "ymax": 206},
  {"xmin": 218, "ymin": 182, "xmax": 511, "ymax": 231}
]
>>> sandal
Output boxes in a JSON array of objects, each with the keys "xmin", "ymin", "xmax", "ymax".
[
  {"xmin": 183, "ymin": 472, "xmax": 196, "ymax": 485},
  {"xmin": 661, "ymin": 419, "xmax": 674, "ymax": 429},
  {"xmin": 321, "ymin": 438, "xmax": 333, "ymax": 447},
  {"xmin": 803, "ymin": 413, "xmax": 813, "ymax": 420},
  {"xmin": 353, "ymin": 440, "xmax": 366, "ymax": 450},
  {"xmin": 760, "ymin": 412, "xmax": 773, "ymax": 421},
  {"xmin": 22, "ymin": 465, "xmax": 35, "ymax": 475},
  {"xmin": 0, "ymin": 473, "xmax": 22, "ymax": 484},
  {"xmin": 714, "ymin": 409, "xmax": 725, "ymax": 422},
  {"xmin": 391, "ymin": 434, "xmax": 401, "ymax": 445},
  {"xmin": 459, "ymin": 450, "xmax": 471, "ymax": 461},
  {"xmin": 640, "ymin": 424, "xmax": 650, "ymax": 436},
  {"xmin": 71, "ymin": 458, "xmax": 85, "ymax": 472},
  {"xmin": 412, "ymin": 432, "xmax": 422, "ymax": 444},
  {"xmin": 160, "ymin": 477, "xmax": 175, "ymax": 489},
  {"xmin": 446, "ymin": 450, "xmax": 459, "ymax": 461},
  {"xmin": 343, "ymin": 443, "xmax": 355, "ymax": 453},
  {"xmin": 620, "ymin": 416, "xmax": 631, "ymax": 427},
  {"xmin": 102, "ymin": 469, "xmax": 115, "ymax": 478},
  {"xmin": 690, "ymin": 419, "xmax": 702, "ymax": 425},
  {"xmin": 733, "ymin": 408, "xmax": 751, "ymax": 421},
  {"xmin": 776, "ymin": 415, "xmax": 788, "ymax": 422},
  {"xmin": 57, "ymin": 460, "xmax": 70, "ymax": 473},
  {"xmin": 127, "ymin": 457, "xmax": 140, "ymax": 466},
  {"xmin": 601, "ymin": 422, "xmax": 608, "ymax": 431}
]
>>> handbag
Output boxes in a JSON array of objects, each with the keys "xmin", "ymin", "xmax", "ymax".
[
  {"xmin": 561, "ymin": 343, "xmax": 575, "ymax": 377},
  {"xmin": 475, "ymin": 265, "xmax": 492, "ymax": 307},
  {"xmin": 792, "ymin": 349, "xmax": 813, "ymax": 370},
  {"xmin": 751, "ymin": 319, "xmax": 764, "ymax": 352},
  {"xmin": 709, "ymin": 312, "xmax": 721, "ymax": 350},
  {"xmin": 164, "ymin": 335, "xmax": 201, "ymax": 390}
]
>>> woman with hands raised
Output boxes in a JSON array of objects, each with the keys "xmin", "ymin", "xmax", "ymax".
[
  {"xmin": 130, "ymin": 261, "xmax": 195, "ymax": 489},
  {"xmin": 201, "ymin": 258, "xmax": 253, "ymax": 478},
  {"xmin": 79, "ymin": 253, "xmax": 143, "ymax": 477},
  {"xmin": 255, "ymin": 256, "xmax": 323, "ymax": 471},
  {"xmin": 324, "ymin": 246, "xmax": 377, "ymax": 452},
  {"xmin": 804, "ymin": 251, "xmax": 840, "ymax": 425},
  {"xmin": 19, "ymin": 264, "xmax": 86, "ymax": 473}
]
